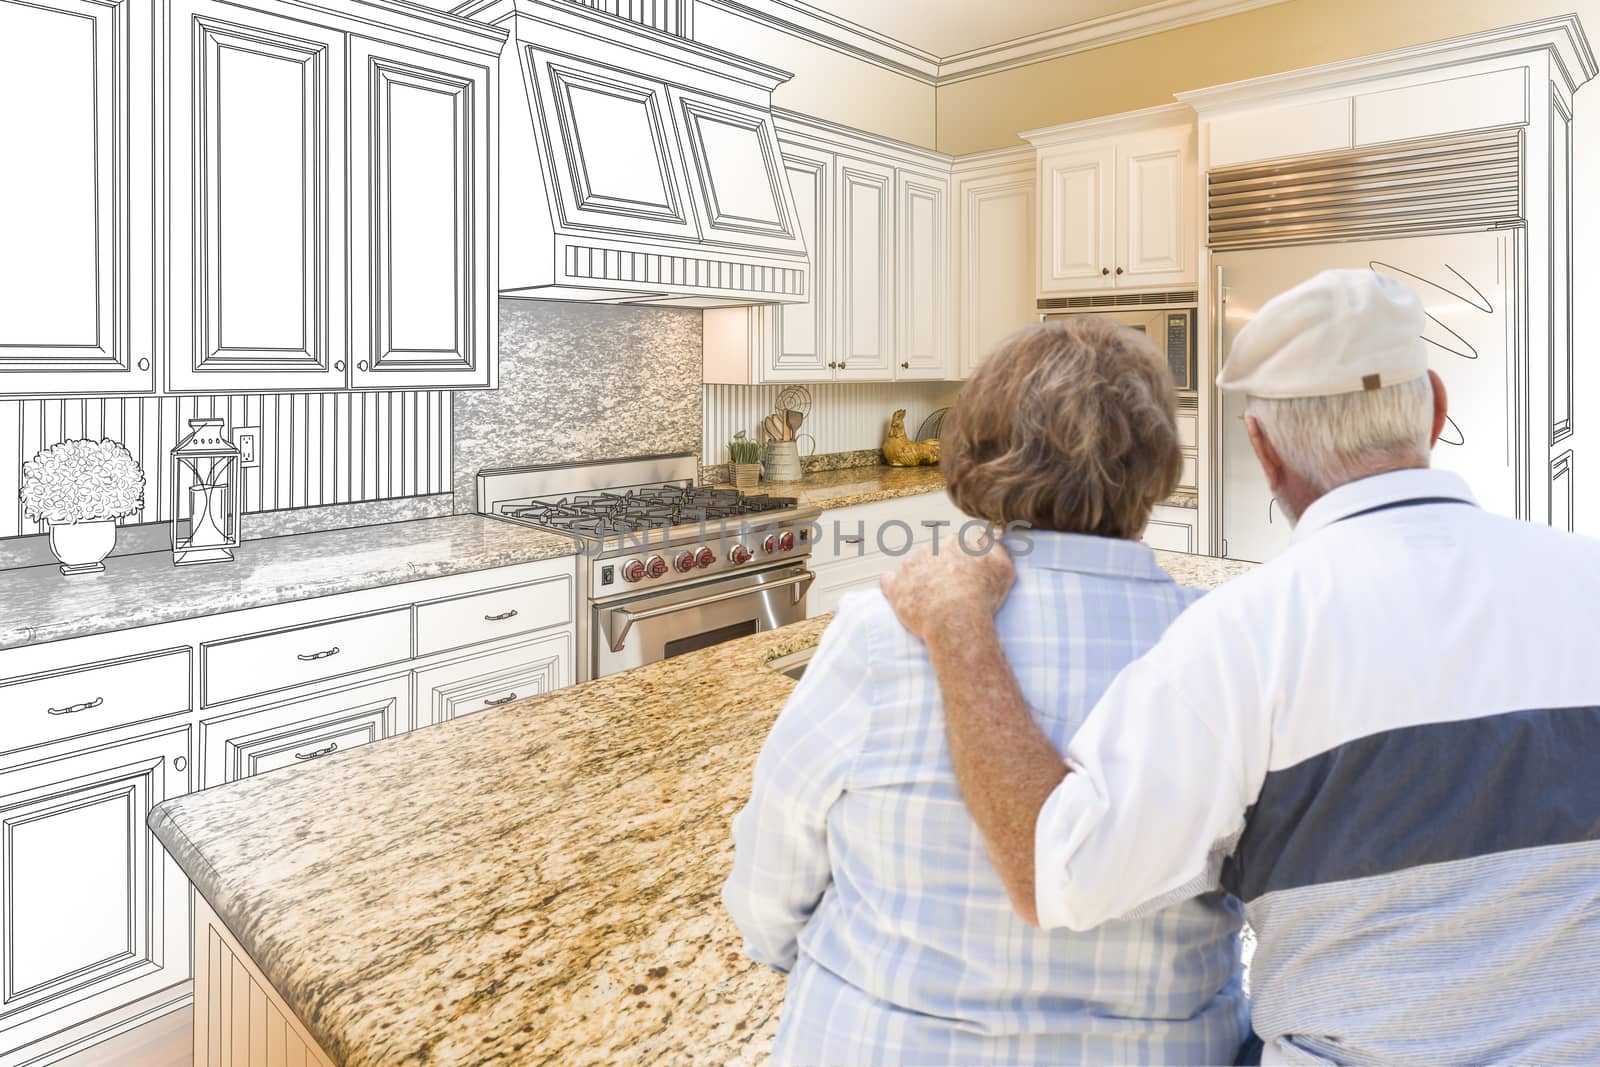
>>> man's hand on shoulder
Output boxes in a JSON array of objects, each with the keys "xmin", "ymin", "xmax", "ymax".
[{"xmin": 880, "ymin": 541, "xmax": 1016, "ymax": 645}]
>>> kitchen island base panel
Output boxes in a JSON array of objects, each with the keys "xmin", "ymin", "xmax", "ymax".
[{"xmin": 192, "ymin": 891, "xmax": 334, "ymax": 1067}]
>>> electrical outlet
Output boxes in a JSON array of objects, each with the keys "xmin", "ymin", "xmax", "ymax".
[{"xmin": 236, "ymin": 426, "xmax": 261, "ymax": 469}]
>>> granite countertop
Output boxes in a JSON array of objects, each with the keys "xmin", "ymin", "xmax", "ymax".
[
  {"xmin": 0, "ymin": 515, "xmax": 577, "ymax": 650},
  {"xmin": 738, "ymin": 464, "xmax": 1200, "ymax": 512},
  {"xmin": 146, "ymin": 548, "xmax": 1253, "ymax": 1067}
]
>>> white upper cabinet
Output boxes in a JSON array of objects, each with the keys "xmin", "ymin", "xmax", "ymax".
[
  {"xmin": 672, "ymin": 89, "xmax": 807, "ymax": 257},
  {"xmin": 0, "ymin": 0, "xmax": 151, "ymax": 396},
  {"xmin": 955, "ymin": 154, "xmax": 1035, "ymax": 378},
  {"xmin": 833, "ymin": 156, "xmax": 897, "ymax": 380},
  {"xmin": 168, "ymin": 0, "xmax": 348, "ymax": 392},
  {"xmin": 1039, "ymin": 145, "xmax": 1114, "ymax": 293},
  {"xmin": 1026, "ymin": 107, "xmax": 1197, "ymax": 298},
  {"xmin": 1117, "ymin": 125, "xmax": 1192, "ymax": 288},
  {"xmin": 896, "ymin": 169, "xmax": 953, "ymax": 380},
  {"xmin": 766, "ymin": 143, "xmax": 833, "ymax": 380},
  {"xmin": 166, "ymin": 0, "xmax": 500, "ymax": 393},
  {"xmin": 349, "ymin": 38, "xmax": 494, "ymax": 389}
]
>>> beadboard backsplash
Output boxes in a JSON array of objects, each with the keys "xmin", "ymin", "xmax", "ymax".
[
  {"xmin": 0, "ymin": 392, "xmax": 451, "ymax": 539},
  {"xmin": 702, "ymin": 381, "xmax": 961, "ymax": 466}
]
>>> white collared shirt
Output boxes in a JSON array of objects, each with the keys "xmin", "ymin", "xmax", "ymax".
[{"xmin": 1034, "ymin": 468, "xmax": 1600, "ymax": 1064}]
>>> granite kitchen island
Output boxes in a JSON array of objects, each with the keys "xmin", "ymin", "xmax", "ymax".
[{"xmin": 148, "ymin": 550, "xmax": 1253, "ymax": 1066}]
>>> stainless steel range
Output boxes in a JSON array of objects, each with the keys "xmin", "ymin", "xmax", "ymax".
[{"xmin": 478, "ymin": 454, "xmax": 819, "ymax": 680}]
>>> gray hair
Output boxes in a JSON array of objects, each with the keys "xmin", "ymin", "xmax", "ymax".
[{"xmin": 1245, "ymin": 375, "xmax": 1434, "ymax": 495}]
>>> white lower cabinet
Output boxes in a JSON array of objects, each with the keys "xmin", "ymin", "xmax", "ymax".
[
  {"xmin": 413, "ymin": 633, "xmax": 572, "ymax": 726},
  {"xmin": 0, "ymin": 555, "xmax": 576, "ymax": 1065},
  {"xmin": 0, "ymin": 722, "xmax": 194, "ymax": 1061},
  {"xmin": 1143, "ymin": 504, "xmax": 1199, "ymax": 553},
  {"xmin": 201, "ymin": 674, "xmax": 411, "ymax": 787},
  {"xmin": 808, "ymin": 492, "xmax": 968, "ymax": 616}
]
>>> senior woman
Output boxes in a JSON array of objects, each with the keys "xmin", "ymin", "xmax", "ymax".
[{"xmin": 722, "ymin": 318, "xmax": 1248, "ymax": 1065}]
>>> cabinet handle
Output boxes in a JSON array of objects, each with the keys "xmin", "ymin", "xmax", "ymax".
[
  {"xmin": 483, "ymin": 609, "xmax": 519, "ymax": 622},
  {"xmin": 294, "ymin": 742, "xmax": 338, "ymax": 761},
  {"xmin": 296, "ymin": 646, "xmax": 341, "ymax": 662},
  {"xmin": 840, "ymin": 535, "xmax": 864, "ymax": 545},
  {"xmin": 484, "ymin": 692, "xmax": 519, "ymax": 707},
  {"xmin": 46, "ymin": 696, "xmax": 104, "ymax": 716},
  {"xmin": 1101, "ymin": 267, "xmax": 1110, "ymax": 276}
]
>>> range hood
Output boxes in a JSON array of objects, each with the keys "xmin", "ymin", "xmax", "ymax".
[{"xmin": 458, "ymin": 0, "xmax": 811, "ymax": 307}]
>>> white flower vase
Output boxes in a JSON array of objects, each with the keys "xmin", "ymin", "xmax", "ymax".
[{"xmin": 49, "ymin": 519, "xmax": 117, "ymax": 576}]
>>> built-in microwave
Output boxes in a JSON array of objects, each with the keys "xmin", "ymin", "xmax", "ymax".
[{"xmin": 1041, "ymin": 307, "xmax": 1197, "ymax": 391}]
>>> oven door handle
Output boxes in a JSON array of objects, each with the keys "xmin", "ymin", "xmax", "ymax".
[{"xmin": 600, "ymin": 570, "xmax": 815, "ymax": 653}]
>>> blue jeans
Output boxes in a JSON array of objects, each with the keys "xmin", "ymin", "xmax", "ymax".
[{"xmin": 1235, "ymin": 1030, "xmax": 1265, "ymax": 1066}]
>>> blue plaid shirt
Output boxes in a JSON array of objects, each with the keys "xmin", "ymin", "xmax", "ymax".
[{"xmin": 724, "ymin": 531, "xmax": 1248, "ymax": 1065}]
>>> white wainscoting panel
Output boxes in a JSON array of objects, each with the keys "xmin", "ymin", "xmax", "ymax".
[
  {"xmin": 0, "ymin": 392, "xmax": 451, "ymax": 538},
  {"xmin": 703, "ymin": 381, "xmax": 960, "ymax": 465}
]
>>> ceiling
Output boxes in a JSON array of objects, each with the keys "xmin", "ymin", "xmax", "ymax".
[{"xmin": 785, "ymin": 0, "xmax": 1163, "ymax": 59}]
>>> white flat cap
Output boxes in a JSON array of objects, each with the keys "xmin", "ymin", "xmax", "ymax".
[{"xmin": 1216, "ymin": 269, "xmax": 1428, "ymax": 398}]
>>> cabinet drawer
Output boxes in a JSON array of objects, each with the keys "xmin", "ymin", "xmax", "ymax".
[
  {"xmin": 1179, "ymin": 454, "xmax": 1198, "ymax": 490},
  {"xmin": 414, "ymin": 633, "xmax": 572, "ymax": 726},
  {"xmin": 1177, "ymin": 412, "xmax": 1197, "ymax": 449},
  {"xmin": 0, "ymin": 649, "xmax": 191, "ymax": 755},
  {"xmin": 811, "ymin": 493, "xmax": 968, "ymax": 567},
  {"xmin": 414, "ymin": 576, "xmax": 572, "ymax": 657},
  {"xmin": 202, "ymin": 675, "xmax": 410, "ymax": 786},
  {"xmin": 201, "ymin": 609, "xmax": 411, "ymax": 707}
]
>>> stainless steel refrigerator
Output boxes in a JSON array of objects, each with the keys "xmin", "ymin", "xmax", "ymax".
[{"xmin": 1215, "ymin": 230, "xmax": 1519, "ymax": 563}]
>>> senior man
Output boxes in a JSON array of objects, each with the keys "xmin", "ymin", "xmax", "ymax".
[{"xmin": 881, "ymin": 270, "xmax": 1600, "ymax": 1064}]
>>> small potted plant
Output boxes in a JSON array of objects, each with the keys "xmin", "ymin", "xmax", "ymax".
[
  {"xmin": 20, "ymin": 439, "xmax": 146, "ymax": 576},
  {"xmin": 728, "ymin": 433, "xmax": 762, "ymax": 491}
]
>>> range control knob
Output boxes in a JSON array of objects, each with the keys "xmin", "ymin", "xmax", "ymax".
[
  {"xmin": 674, "ymin": 551, "xmax": 697, "ymax": 573},
  {"xmin": 644, "ymin": 555, "xmax": 669, "ymax": 579},
  {"xmin": 695, "ymin": 547, "xmax": 716, "ymax": 569},
  {"xmin": 762, "ymin": 534, "xmax": 778, "ymax": 555},
  {"xmin": 621, "ymin": 559, "xmax": 647, "ymax": 584},
  {"xmin": 728, "ymin": 544, "xmax": 753, "ymax": 565},
  {"xmin": 779, "ymin": 530, "xmax": 796, "ymax": 551}
]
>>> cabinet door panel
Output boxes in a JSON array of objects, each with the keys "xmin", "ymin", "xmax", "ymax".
[
  {"xmin": 896, "ymin": 171, "xmax": 951, "ymax": 379},
  {"xmin": 169, "ymin": 0, "xmax": 346, "ymax": 390},
  {"xmin": 1117, "ymin": 127, "xmax": 1193, "ymax": 288},
  {"xmin": 525, "ymin": 49, "xmax": 696, "ymax": 239},
  {"xmin": 958, "ymin": 169, "xmax": 1034, "ymax": 378},
  {"xmin": 0, "ymin": 726, "xmax": 192, "ymax": 1048},
  {"xmin": 673, "ymin": 89, "xmax": 805, "ymax": 255},
  {"xmin": 764, "ymin": 144, "xmax": 831, "ymax": 380},
  {"xmin": 350, "ymin": 39, "xmax": 492, "ymax": 389},
  {"xmin": 202, "ymin": 675, "xmax": 409, "ymax": 786},
  {"xmin": 414, "ymin": 634, "xmax": 571, "ymax": 726},
  {"xmin": 1040, "ymin": 147, "xmax": 1112, "ymax": 294},
  {"xmin": 0, "ymin": 0, "xmax": 151, "ymax": 394},
  {"xmin": 834, "ymin": 157, "xmax": 895, "ymax": 380}
]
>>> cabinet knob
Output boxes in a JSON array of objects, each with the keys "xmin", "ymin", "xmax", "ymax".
[
  {"xmin": 900, "ymin": 362, "xmax": 909, "ymax": 369},
  {"xmin": 1101, "ymin": 267, "xmax": 1110, "ymax": 276},
  {"xmin": 137, "ymin": 358, "xmax": 150, "ymax": 371},
  {"xmin": 827, "ymin": 361, "xmax": 837, "ymax": 369},
  {"xmin": 335, "ymin": 360, "xmax": 346, "ymax": 372},
  {"xmin": 357, "ymin": 360, "xmax": 369, "ymax": 372},
  {"xmin": 1115, "ymin": 267, "xmax": 1124, "ymax": 276},
  {"xmin": 173, "ymin": 755, "xmax": 188, "ymax": 772},
  {"xmin": 838, "ymin": 361, "xmax": 847, "ymax": 370}
]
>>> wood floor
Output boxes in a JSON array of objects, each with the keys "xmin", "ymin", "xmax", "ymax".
[{"xmin": 56, "ymin": 1006, "xmax": 191, "ymax": 1067}]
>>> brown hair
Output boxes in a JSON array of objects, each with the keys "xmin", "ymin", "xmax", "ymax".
[{"xmin": 942, "ymin": 318, "xmax": 1182, "ymax": 539}]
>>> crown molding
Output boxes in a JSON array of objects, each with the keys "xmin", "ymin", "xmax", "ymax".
[
  {"xmin": 1021, "ymin": 101, "xmax": 1194, "ymax": 147},
  {"xmin": 694, "ymin": 0, "xmax": 1294, "ymax": 87},
  {"xmin": 935, "ymin": 0, "xmax": 1292, "ymax": 83},
  {"xmin": 696, "ymin": 0, "xmax": 941, "ymax": 84},
  {"xmin": 1175, "ymin": 13, "xmax": 1597, "ymax": 112}
]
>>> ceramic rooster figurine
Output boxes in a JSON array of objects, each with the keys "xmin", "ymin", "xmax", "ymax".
[{"xmin": 882, "ymin": 409, "xmax": 940, "ymax": 467}]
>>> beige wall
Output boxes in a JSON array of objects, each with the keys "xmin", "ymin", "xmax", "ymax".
[
  {"xmin": 692, "ymin": 3, "xmax": 937, "ymax": 148},
  {"xmin": 934, "ymin": 0, "xmax": 1598, "ymax": 154}
]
